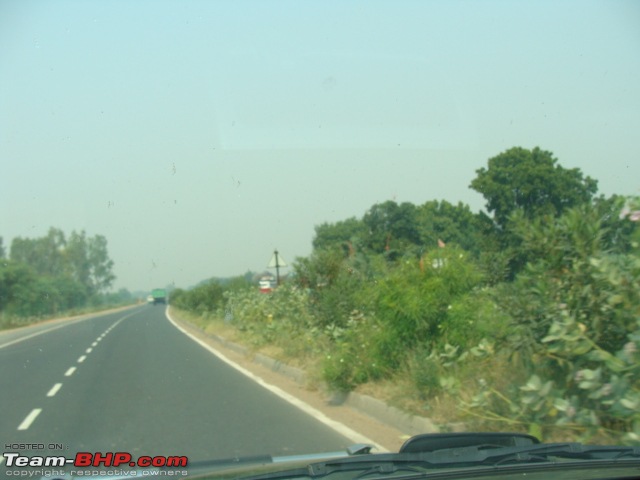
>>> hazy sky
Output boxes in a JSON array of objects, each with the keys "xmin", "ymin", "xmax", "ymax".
[{"xmin": 2, "ymin": 0, "xmax": 639, "ymax": 292}]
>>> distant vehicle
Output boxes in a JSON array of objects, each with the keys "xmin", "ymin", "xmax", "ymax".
[
  {"xmin": 146, "ymin": 295, "xmax": 154, "ymax": 304},
  {"xmin": 150, "ymin": 288, "xmax": 167, "ymax": 305},
  {"xmin": 258, "ymin": 275, "xmax": 276, "ymax": 293}
]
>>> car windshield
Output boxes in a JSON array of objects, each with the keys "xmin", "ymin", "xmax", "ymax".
[{"xmin": 1, "ymin": 1, "xmax": 639, "ymax": 479}]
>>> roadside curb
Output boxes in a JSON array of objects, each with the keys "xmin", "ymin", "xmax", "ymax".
[
  {"xmin": 344, "ymin": 392, "xmax": 439, "ymax": 436},
  {"xmin": 175, "ymin": 312, "xmax": 441, "ymax": 436}
]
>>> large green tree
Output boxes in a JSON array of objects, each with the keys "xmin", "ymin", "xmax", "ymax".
[
  {"xmin": 312, "ymin": 217, "xmax": 366, "ymax": 253},
  {"xmin": 3, "ymin": 228, "xmax": 116, "ymax": 321},
  {"xmin": 470, "ymin": 147, "xmax": 598, "ymax": 229},
  {"xmin": 0, "ymin": 261, "xmax": 33, "ymax": 313},
  {"xmin": 362, "ymin": 201, "xmax": 420, "ymax": 255},
  {"xmin": 415, "ymin": 200, "xmax": 492, "ymax": 255},
  {"xmin": 66, "ymin": 231, "xmax": 115, "ymax": 294},
  {"xmin": 10, "ymin": 228, "xmax": 115, "ymax": 295},
  {"xmin": 10, "ymin": 227, "xmax": 67, "ymax": 277}
]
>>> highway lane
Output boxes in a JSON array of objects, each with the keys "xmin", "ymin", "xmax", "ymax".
[
  {"xmin": 0, "ymin": 308, "xmax": 139, "ymax": 435},
  {"xmin": 1, "ymin": 306, "xmax": 355, "ymax": 471}
]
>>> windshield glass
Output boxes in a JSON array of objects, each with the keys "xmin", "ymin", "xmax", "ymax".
[{"xmin": 1, "ymin": 1, "xmax": 639, "ymax": 478}]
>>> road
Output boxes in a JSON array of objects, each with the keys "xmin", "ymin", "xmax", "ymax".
[{"xmin": 0, "ymin": 306, "xmax": 355, "ymax": 473}]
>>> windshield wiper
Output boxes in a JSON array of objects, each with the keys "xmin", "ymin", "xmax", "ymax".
[
  {"xmin": 186, "ymin": 444, "xmax": 373, "ymax": 475},
  {"xmin": 243, "ymin": 443, "xmax": 640, "ymax": 480},
  {"xmin": 240, "ymin": 454, "xmax": 422, "ymax": 480},
  {"xmin": 477, "ymin": 443, "xmax": 640, "ymax": 466}
]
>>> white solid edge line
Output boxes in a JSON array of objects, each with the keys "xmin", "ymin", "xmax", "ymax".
[
  {"xmin": 164, "ymin": 308, "xmax": 388, "ymax": 453},
  {"xmin": 18, "ymin": 408, "xmax": 42, "ymax": 430},
  {"xmin": 64, "ymin": 367, "xmax": 76, "ymax": 377},
  {"xmin": 47, "ymin": 383, "xmax": 63, "ymax": 397}
]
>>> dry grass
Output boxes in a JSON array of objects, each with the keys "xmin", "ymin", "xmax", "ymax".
[
  {"xmin": 355, "ymin": 376, "xmax": 467, "ymax": 428},
  {"xmin": 171, "ymin": 307, "xmax": 244, "ymax": 342}
]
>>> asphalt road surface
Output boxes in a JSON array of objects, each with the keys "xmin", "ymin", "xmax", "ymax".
[{"xmin": 0, "ymin": 306, "xmax": 353, "ymax": 473}]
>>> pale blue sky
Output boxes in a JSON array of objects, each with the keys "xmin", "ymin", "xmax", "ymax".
[{"xmin": 1, "ymin": 0, "xmax": 639, "ymax": 291}]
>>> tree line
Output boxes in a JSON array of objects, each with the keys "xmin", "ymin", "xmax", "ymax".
[{"xmin": 0, "ymin": 227, "xmax": 125, "ymax": 325}]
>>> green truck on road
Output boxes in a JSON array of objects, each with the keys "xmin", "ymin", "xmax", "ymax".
[{"xmin": 150, "ymin": 288, "xmax": 167, "ymax": 305}]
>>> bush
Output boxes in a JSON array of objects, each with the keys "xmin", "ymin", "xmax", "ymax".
[
  {"xmin": 465, "ymin": 201, "xmax": 640, "ymax": 443},
  {"xmin": 322, "ymin": 310, "xmax": 386, "ymax": 391},
  {"xmin": 321, "ymin": 247, "xmax": 489, "ymax": 389},
  {"xmin": 223, "ymin": 284, "xmax": 323, "ymax": 359}
]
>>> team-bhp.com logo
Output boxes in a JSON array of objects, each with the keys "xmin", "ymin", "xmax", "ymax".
[{"xmin": 4, "ymin": 451, "xmax": 188, "ymax": 468}]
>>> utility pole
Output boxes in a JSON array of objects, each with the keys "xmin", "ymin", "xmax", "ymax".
[
  {"xmin": 274, "ymin": 249, "xmax": 281, "ymax": 286},
  {"xmin": 268, "ymin": 249, "xmax": 287, "ymax": 287}
]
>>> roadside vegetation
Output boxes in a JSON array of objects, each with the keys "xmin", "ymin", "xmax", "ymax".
[
  {"xmin": 0, "ymin": 228, "xmax": 134, "ymax": 329},
  {"xmin": 171, "ymin": 146, "xmax": 639, "ymax": 445}
]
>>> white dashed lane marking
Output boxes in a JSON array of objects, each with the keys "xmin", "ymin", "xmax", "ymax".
[
  {"xmin": 13, "ymin": 310, "xmax": 140, "ymax": 432},
  {"xmin": 47, "ymin": 383, "xmax": 63, "ymax": 397},
  {"xmin": 17, "ymin": 408, "xmax": 42, "ymax": 431}
]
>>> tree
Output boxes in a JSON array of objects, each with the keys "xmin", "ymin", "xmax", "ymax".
[
  {"xmin": 0, "ymin": 260, "xmax": 33, "ymax": 313},
  {"xmin": 65, "ymin": 231, "xmax": 91, "ymax": 288},
  {"xmin": 312, "ymin": 217, "xmax": 366, "ymax": 253},
  {"xmin": 470, "ymin": 147, "xmax": 598, "ymax": 229},
  {"xmin": 415, "ymin": 200, "xmax": 491, "ymax": 255},
  {"xmin": 61, "ymin": 230, "xmax": 116, "ymax": 294},
  {"xmin": 10, "ymin": 227, "xmax": 67, "ymax": 277},
  {"xmin": 293, "ymin": 248, "xmax": 346, "ymax": 290},
  {"xmin": 84, "ymin": 233, "xmax": 115, "ymax": 293},
  {"xmin": 362, "ymin": 201, "xmax": 420, "ymax": 255},
  {"xmin": 5, "ymin": 228, "xmax": 115, "ymax": 318}
]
